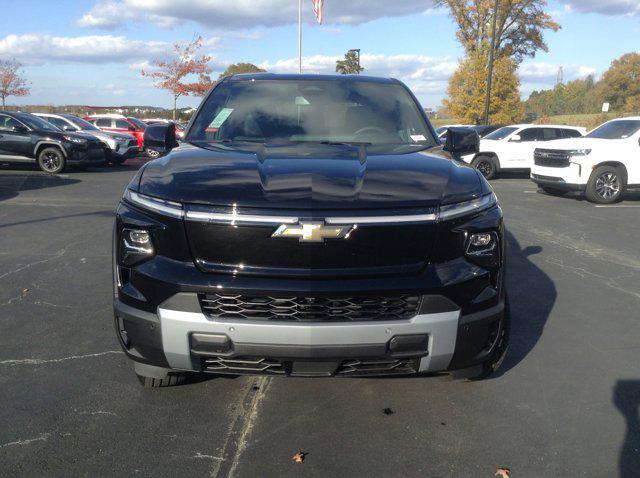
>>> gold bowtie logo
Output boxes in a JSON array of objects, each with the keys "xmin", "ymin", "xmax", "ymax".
[{"xmin": 272, "ymin": 222, "xmax": 353, "ymax": 243}]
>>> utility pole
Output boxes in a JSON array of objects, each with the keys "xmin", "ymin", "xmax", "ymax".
[
  {"xmin": 556, "ymin": 66, "xmax": 564, "ymax": 86},
  {"xmin": 483, "ymin": 0, "xmax": 499, "ymax": 126},
  {"xmin": 348, "ymin": 49, "xmax": 361, "ymax": 73}
]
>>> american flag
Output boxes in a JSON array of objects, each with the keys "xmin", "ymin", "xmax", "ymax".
[{"xmin": 311, "ymin": 0, "xmax": 323, "ymax": 24}]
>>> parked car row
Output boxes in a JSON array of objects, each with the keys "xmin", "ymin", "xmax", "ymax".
[
  {"xmin": 458, "ymin": 118, "xmax": 640, "ymax": 203},
  {"xmin": 0, "ymin": 110, "xmax": 187, "ymax": 173}
]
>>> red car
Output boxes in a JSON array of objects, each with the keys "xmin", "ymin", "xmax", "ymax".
[{"xmin": 84, "ymin": 114, "xmax": 146, "ymax": 150}]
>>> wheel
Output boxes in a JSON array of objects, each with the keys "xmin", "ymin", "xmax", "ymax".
[
  {"xmin": 585, "ymin": 165, "xmax": 625, "ymax": 204},
  {"xmin": 466, "ymin": 295, "xmax": 511, "ymax": 381},
  {"xmin": 471, "ymin": 155, "xmax": 497, "ymax": 180},
  {"xmin": 37, "ymin": 147, "xmax": 66, "ymax": 174},
  {"xmin": 540, "ymin": 186, "xmax": 565, "ymax": 196},
  {"xmin": 134, "ymin": 362, "xmax": 186, "ymax": 388},
  {"xmin": 136, "ymin": 374, "xmax": 186, "ymax": 388},
  {"xmin": 145, "ymin": 148, "xmax": 160, "ymax": 159}
]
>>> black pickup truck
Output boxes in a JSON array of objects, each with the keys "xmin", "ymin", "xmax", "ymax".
[
  {"xmin": 0, "ymin": 111, "xmax": 106, "ymax": 173},
  {"xmin": 113, "ymin": 74, "xmax": 509, "ymax": 387}
]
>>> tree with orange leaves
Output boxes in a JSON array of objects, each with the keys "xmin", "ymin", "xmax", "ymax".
[
  {"xmin": 142, "ymin": 36, "xmax": 214, "ymax": 120},
  {"xmin": 0, "ymin": 59, "xmax": 29, "ymax": 109},
  {"xmin": 435, "ymin": 0, "xmax": 560, "ymax": 62}
]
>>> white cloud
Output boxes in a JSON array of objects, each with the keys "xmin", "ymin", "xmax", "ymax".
[
  {"xmin": 559, "ymin": 0, "xmax": 640, "ymax": 16},
  {"xmin": 256, "ymin": 53, "xmax": 457, "ymax": 107},
  {"xmin": 258, "ymin": 53, "xmax": 456, "ymax": 78},
  {"xmin": 77, "ymin": 1, "xmax": 136, "ymax": 29},
  {"xmin": 519, "ymin": 62, "xmax": 598, "ymax": 84},
  {"xmin": 0, "ymin": 33, "xmax": 219, "ymax": 65},
  {"xmin": 78, "ymin": 0, "xmax": 436, "ymax": 30}
]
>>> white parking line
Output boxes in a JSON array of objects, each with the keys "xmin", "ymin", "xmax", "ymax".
[{"xmin": 594, "ymin": 205, "xmax": 640, "ymax": 208}]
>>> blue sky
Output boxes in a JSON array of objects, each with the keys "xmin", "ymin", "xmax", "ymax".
[{"xmin": 1, "ymin": 0, "xmax": 639, "ymax": 110}]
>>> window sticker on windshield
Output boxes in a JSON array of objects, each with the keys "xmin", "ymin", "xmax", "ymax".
[
  {"xmin": 295, "ymin": 96, "xmax": 310, "ymax": 106},
  {"xmin": 210, "ymin": 108, "xmax": 234, "ymax": 128},
  {"xmin": 410, "ymin": 134, "xmax": 427, "ymax": 142}
]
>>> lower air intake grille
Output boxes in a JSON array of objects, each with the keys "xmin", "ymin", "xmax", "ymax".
[
  {"xmin": 202, "ymin": 357, "xmax": 286, "ymax": 375},
  {"xmin": 199, "ymin": 294, "xmax": 422, "ymax": 322},
  {"xmin": 336, "ymin": 358, "xmax": 420, "ymax": 376}
]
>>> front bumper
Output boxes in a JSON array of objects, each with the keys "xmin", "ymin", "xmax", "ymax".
[
  {"xmin": 530, "ymin": 163, "xmax": 585, "ymax": 191},
  {"xmin": 114, "ymin": 294, "xmax": 505, "ymax": 377}
]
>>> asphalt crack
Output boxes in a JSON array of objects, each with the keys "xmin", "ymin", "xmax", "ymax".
[{"xmin": 211, "ymin": 376, "xmax": 272, "ymax": 478}]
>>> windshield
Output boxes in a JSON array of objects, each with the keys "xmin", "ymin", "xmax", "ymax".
[
  {"xmin": 188, "ymin": 79, "xmax": 436, "ymax": 148},
  {"xmin": 127, "ymin": 117, "xmax": 147, "ymax": 130},
  {"xmin": 586, "ymin": 120, "xmax": 640, "ymax": 139},
  {"xmin": 66, "ymin": 116, "xmax": 99, "ymax": 131},
  {"xmin": 484, "ymin": 126, "xmax": 518, "ymax": 140},
  {"xmin": 17, "ymin": 113, "xmax": 60, "ymax": 132}
]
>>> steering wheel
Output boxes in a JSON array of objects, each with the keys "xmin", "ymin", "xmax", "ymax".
[{"xmin": 352, "ymin": 126, "xmax": 388, "ymax": 139}]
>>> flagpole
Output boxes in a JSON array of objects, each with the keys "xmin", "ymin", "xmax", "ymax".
[{"xmin": 298, "ymin": 0, "xmax": 302, "ymax": 73}]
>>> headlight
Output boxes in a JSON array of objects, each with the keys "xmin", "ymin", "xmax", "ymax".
[
  {"xmin": 120, "ymin": 228, "xmax": 154, "ymax": 266},
  {"xmin": 63, "ymin": 135, "xmax": 87, "ymax": 144},
  {"xmin": 124, "ymin": 189, "xmax": 184, "ymax": 218},
  {"xmin": 465, "ymin": 231, "xmax": 500, "ymax": 269},
  {"xmin": 568, "ymin": 149, "xmax": 591, "ymax": 156},
  {"xmin": 439, "ymin": 193, "xmax": 497, "ymax": 220}
]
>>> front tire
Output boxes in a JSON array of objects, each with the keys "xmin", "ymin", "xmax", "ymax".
[
  {"xmin": 134, "ymin": 362, "xmax": 187, "ymax": 388},
  {"xmin": 585, "ymin": 166, "xmax": 625, "ymax": 204},
  {"xmin": 472, "ymin": 155, "xmax": 497, "ymax": 180},
  {"xmin": 37, "ymin": 147, "xmax": 66, "ymax": 174}
]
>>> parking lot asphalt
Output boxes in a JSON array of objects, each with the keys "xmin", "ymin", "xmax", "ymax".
[{"xmin": 0, "ymin": 160, "xmax": 639, "ymax": 477}]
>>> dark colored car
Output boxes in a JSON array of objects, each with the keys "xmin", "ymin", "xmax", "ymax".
[
  {"xmin": 113, "ymin": 74, "xmax": 509, "ymax": 387},
  {"xmin": 34, "ymin": 113, "xmax": 138, "ymax": 165},
  {"xmin": 0, "ymin": 111, "xmax": 106, "ymax": 173},
  {"xmin": 471, "ymin": 125, "xmax": 504, "ymax": 138}
]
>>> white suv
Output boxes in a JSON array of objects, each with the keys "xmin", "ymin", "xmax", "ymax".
[
  {"xmin": 531, "ymin": 117, "xmax": 640, "ymax": 204},
  {"xmin": 461, "ymin": 124, "xmax": 586, "ymax": 179}
]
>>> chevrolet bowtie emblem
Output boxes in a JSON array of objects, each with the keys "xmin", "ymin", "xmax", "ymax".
[{"xmin": 272, "ymin": 222, "xmax": 353, "ymax": 243}]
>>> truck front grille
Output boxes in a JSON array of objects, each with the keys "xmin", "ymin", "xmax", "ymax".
[
  {"xmin": 199, "ymin": 294, "xmax": 422, "ymax": 322},
  {"xmin": 534, "ymin": 149, "xmax": 570, "ymax": 167}
]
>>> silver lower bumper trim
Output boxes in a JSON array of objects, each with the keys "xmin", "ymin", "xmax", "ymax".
[{"xmin": 158, "ymin": 303, "xmax": 460, "ymax": 373}]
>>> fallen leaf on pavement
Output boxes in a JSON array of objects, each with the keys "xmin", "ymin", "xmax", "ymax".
[
  {"xmin": 495, "ymin": 468, "xmax": 510, "ymax": 478},
  {"xmin": 21, "ymin": 288, "xmax": 30, "ymax": 296},
  {"xmin": 292, "ymin": 452, "xmax": 306, "ymax": 463}
]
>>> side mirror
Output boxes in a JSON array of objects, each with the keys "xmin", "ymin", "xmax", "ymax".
[
  {"xmin": 444, "ymin": 127, "xmax": 480, "ymax": 158},
  {"xmin": 12, "ymin": 124, "xmax": 28, "ymax": 134},
  {"xmin": 143, "ymin": 123, "xmax": 179, "ymax": 157},
  {"xmin": 509, "ymin": 134, "xmax": 522, "ymax": 142},
  {"xmin": 63, "ymin": 125, "xmax": 75, "ymax": 132},
  {"xmin": 128, "ymin": 126, "xmax": 136, "ymax": 132}
]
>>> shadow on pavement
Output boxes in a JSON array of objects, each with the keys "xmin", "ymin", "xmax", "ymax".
[
  {"xmin": 614, "ymin": 380, "xmax": 640, "ymax": 476},
  {"xmin": 0, "ymin": 170, "xmax": 80, "ymax": 203},
  {"xmin": 495, "ymin": 230, "xmax": 557, "ymax": 376}
]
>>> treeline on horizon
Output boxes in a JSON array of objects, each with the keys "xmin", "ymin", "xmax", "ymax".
[{"xmin": 525, "ymin": 52, "xmax": 640, "ymax": 119}]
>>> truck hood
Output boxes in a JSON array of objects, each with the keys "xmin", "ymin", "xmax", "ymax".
[
  {"xmin": 137, "ymin": 142, "xmax": 485, "ymax": 209},
  {"xmin": 540, "ymin": 137, "xmax": 621, "ymax": 151}
]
